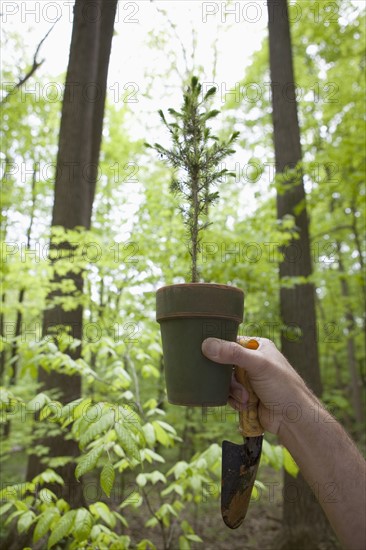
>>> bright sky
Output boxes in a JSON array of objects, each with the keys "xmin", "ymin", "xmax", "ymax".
[
  {"xmin": 2, "ymin": 0, "xmax": 270, "ymax": 239},
  {"xmin": 2, "ymin": 1, "xmax": 268, "ymax": 111},
  {"xmin": 3, "ymin": 1, "xmax": 363, "ymax": 248}
]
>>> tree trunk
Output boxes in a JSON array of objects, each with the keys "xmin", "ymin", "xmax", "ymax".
[
  {"xmin": 26, "ymin": 0, "xmax": 118, "ymax": 508},
  {"xmin": 267, "ymin": 1, "xmax": 336, "ymax": 547}
]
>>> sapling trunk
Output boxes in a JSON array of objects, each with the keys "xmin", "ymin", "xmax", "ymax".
[
  {"xmin": 145, "ymin": 76, "xmax": 239, "ymax": 282},
  {"xmin": 191, "ymin": 173, "xmax": 199, "ymax": 283}
]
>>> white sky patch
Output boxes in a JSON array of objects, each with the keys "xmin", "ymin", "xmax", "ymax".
[
  {"xmin": 2, "ymin": 0, "xmax": 271, "ymax": 238},
  {"xmin": 2, "ymin": 1, "xmax": 267, "ymax": 119}
]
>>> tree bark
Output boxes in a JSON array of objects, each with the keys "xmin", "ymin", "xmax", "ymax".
[
  {"xmin": 26, "ymin": 0, "xmax": 118, "ymax": 507},
  {"xmin": 267, "ymin": 1, "xmax": 336, "ymax": 546}
]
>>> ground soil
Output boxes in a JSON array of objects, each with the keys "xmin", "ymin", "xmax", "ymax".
[
  {"xmin": 124, "ymin": 499, "xmax": 283, "ymax": 550},
  {"xmin": 123, "ymin": 463, "xmax": 340, "ymax": 550},
  {"xmin": 123, "ymin": 465, "xmax": 284, "ymax": 550}
]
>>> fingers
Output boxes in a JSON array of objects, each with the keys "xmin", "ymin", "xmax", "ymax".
[
  {"xmin": 228, "ymin": 373, "xmax": 249, "ymax": 411},
  {"xmin": 201, "ymin": 337, "xmax": 265, "ymax": 376},
  {"xmin": 228, "ymin": 396, "xmax": 246, "ymax": 412}
]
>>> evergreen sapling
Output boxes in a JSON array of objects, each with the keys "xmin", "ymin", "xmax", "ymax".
[{"xmin": 146, "ymin": 76, "xmax": 239, "ymax": 282}]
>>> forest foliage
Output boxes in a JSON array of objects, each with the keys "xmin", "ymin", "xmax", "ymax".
[{"xmin": 0, "ymin": 1, "xmax": 365, "ymax": 548}]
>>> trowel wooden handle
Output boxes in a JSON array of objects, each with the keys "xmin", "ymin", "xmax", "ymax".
[{"xmin": 235, "ymin": 338, "xmax": 264, "ymax": 437}]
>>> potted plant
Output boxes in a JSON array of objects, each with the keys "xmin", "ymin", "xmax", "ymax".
[{"xmin": 146, "ymin": 76, "xmax": 244, "ymax": 406}]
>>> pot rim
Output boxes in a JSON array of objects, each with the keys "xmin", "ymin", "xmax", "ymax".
[
  {"xmin": 156, "ymin": 283, "xmax": 244, "ymax": 323},
  {"xmin": 157, "ymin": 283, "xmax": 244, "ymax": 294}
]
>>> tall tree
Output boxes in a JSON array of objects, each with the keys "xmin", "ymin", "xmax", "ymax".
[
  {"xmin": 267, "ymin": 1, "xmax": 336, "ymax": 547},
  {"xmin": 26, "ymin": 0, "xmax": 118, "ymax": 506}
]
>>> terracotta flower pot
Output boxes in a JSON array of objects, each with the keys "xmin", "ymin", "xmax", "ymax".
[{"xmin": 156, "ymin": 283, "xmax": 244, "ymax": 406}]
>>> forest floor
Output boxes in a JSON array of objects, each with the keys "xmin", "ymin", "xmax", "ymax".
[
  {"xmin": 1, "ymin": 451, "xmax": 343, "ymax": 550},
  {"xmin": 124, "ymin": 496, "xmax": 283, "ymax": 550},
  {"xmin": 123, "ymin": 464, "xmax": 284, "ymax": 550},
  {"xmin": 123, "ymin": 460, "xmax": 342, "ymax": 550}
]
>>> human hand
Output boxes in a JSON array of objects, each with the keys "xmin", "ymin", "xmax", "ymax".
[{"xmin": 201, "ymin": 337, "xmax": 309, "ymax": 435}]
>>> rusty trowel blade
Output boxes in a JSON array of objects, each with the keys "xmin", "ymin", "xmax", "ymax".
[{"xmin": 221, "ymin": 436, "xmax": 263, "ymax": 529}]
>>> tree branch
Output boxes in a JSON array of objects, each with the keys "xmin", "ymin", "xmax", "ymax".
[
  {"xmin": 310, "ymin": 224, "xmax": 354, "ymax": 241},
  {"xmin": 1, "ymin": 19, "xmax": 60, "ymax": 104}
]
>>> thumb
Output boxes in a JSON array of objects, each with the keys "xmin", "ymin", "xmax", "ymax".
[{"xmin": 201, "ymin": 337, "xmax": 264, "ymax": 377}]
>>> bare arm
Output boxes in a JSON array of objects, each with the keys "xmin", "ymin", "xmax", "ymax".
[
  {"xmin": 278, "ymin": 386, "xmax": 366, "ymax": 550},
  {"xmin": 202, "ymin": 337, "xmax": 366, "ymax": 550}
]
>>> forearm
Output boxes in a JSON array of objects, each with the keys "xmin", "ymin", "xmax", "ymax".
[{"xmin": 278, "ymin": 389, "xmax": 366, "ymax": 550}]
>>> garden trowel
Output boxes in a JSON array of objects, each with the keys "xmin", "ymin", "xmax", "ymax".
[{"xmin": 221, "ymin": 338, "xmax": 264, "ymax": 529}]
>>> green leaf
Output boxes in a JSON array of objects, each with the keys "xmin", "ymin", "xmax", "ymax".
[
  {"xmin": 89, "ymin": 501, "xmax": 116, "ymax": 528},
  {"xmin": 111, "ymin": 536, "xmax": 131, "ymax": 549},
  {"xmin": 80, "ymin": 410, "xmax": 114, "ymax": 448},
  {"xmin": 0, "ymin": 388, "xmax": 11, "ymax": 406},
  {"xmin": 38, "ymin": 488, "xmax": 57, "ymax": 503},
  {"xmin": 74, "ymin": 508, "xmax": 93, "ymax": 542},
  {"xmin": 17, "ymin": 511, "xmax": 35, "ymax": 534},
  {"xmin": 136, "ymin": 539, "xmax": 157, "ymax": 550},
  {"xmin": 115, "ymin": 423, "xmax": 140, "ymax": 462},
  {"xmin": 204, "ymin": 109, "xmax": 220, "ymax": 120},
  {"xmin": 75, "ymin": 444, "xmax": 104, "ymax": 480},
  {"xmin": 179, "ymin": 535, "xmax": 190, "ymax": 550},
  {"xmin": 167, "ymin": 108, "xmax": 182, "ymax": 117},
  {"xmin": 283, "ymin": 448, "xmax": 299, "ymax": 478},
  {"xmin": 142, "ymin": 423, "xmax": 156, "ymax": 446},
  {"xmin": 230, "ymin": 131, "xmax": 240, "ymax": 142},
  {"xmin": 114, "ymin": 511, "xmax": 128, "ymax": 527},
  {"xmin": 191, "ymin": 75, "xmax": 199, "ymax": 89},
  {"xmin": 203, "ymin": 86, "xmax": 217, "ymax": 100},
  {"xmin": 47, "ymin": 510, "xmax": 76, "ymax": 549},
  {"xmin": 167, "ymin": 461, "xmax": 188, "ymax": 479},
  {"xmin": 56, "ymin": 499, "xmax": 70, "ymax": 513},
  {"xmin": 116, "ymin": 404, "xmax": 141, "ymax": 427},
  {"xmin": 186, "ymin": 534, "xmax": 203, "ymax": 542},
  {"xmin": 32, "ymin": 469, "xmax": 64, "ymax": 486},
  {"xmin": 152, "ymin": 421, "xmax": 170, "ymax": 446},
  {"xmin": 5, "ymin": 510, "xmax": 22, "ymax": 527},
  {"xmin": 154, "ymin": 420, "xmax": 176, "ymax": 435},
  {"xmin": 158, "ymin": 110, "xmax": 167, "ymax": 125},
  {"xmin": 145, "ymin": 517, "xmax": 158, "ymax": 528},
  {"xmin": 141, "ymin": 364, "xmax": 160, "ymax": 379},
  {"xmin": 181, "ymin": 520, "xmax": 194, "ymax": 534},
  {"xmin": 47, "ymin": 456, "xmax": 72, "ymax": 469},
  {"xmin": 195, "ymin": 458, "xmax": 207, "ymax": 470},
  {"xmin": 143, "ymin": 398, "xmax": 158, "ymax": 410},
  {"xmin": 262, "ymin": 440, "xmax": 283, "ymax": 470},
  {"xmin": 161, "ymin": 483, "xmax": 183, "ymax": 497},
  {"xmin": 100, "ymin": 462, "xmax": 115, "ymax": 498},
  {"xmin": 70, "ymin": 398, "xmax": 92, "ymax": 422},
  {"xmin": 143, "ymin": 449, "xmax": 165, "ymax": 464},
  {"xmin": 14, "ymin": 500, "xmax": 28, "ymax": 512},
  {"xmin": 156, "ymin": 503, "xmax": 177, "ymax": 519},
  {"xmin": 189, "ymin": 475, "xmax": 202, "ymax": 492},
  {"xmin": 26, "ymin": 393, "xmax": 50, "ymax": 413},
  {"xmin": 33, "ymin": 509, "xmax": 59, "ymax": 543},
  {"xmin": 136, "ymin": 473, "xmax": 147, "ymax": 488},
  {"xmin": 150, "ymin": 471, "xmax": 167, "ymax": 485},
  {"xmin": 0, "ymin": 502, "xmax": 13, "ymax": 515}
]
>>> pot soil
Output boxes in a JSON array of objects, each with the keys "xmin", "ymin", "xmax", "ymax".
[{"xmin": 156, "ymin": 283, "xmax": 244, "ymax": 406}]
